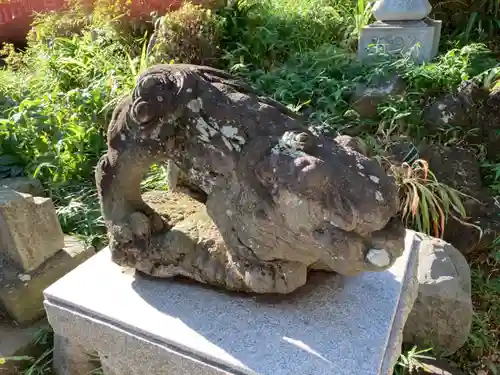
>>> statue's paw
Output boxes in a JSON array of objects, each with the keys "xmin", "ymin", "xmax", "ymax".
[
  {"xmin": 109, "ymin": 211, "xmax": 152, "ymax": 254},
  {"xmin": 143, "ymin": 209, "xmax": 165, "ymax": 233},
  {"xmin": 225, "ymin": 259, "xmax": 307, "ymax": 294},
  {"xmin": 133, "ymin": 201, "xmax": 166, "ymax": 234}
]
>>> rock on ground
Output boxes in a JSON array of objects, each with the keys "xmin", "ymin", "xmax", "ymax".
[
  {"xmin": 403, "ymin": 232, "xmax": 473, "ymax": 356},
  {"xmin": 423, "ymin": 80, "xmax": 486, "ymax": 135},
  {"xmin": 0, "ymin": 177, "xmax": 44, "ymax": 197},
  {"xmin": 350, "ymin": 73, "xmax": 406, "ymax": 119},
  {"xmin": 424, "ymin": 79, "xmax": 500, "ymax": 159},
  {"xmin": 477, "ymin": 87, "xmax": 500, "ymax": 157}
]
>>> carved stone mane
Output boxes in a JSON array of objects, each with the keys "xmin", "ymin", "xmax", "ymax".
[{"xmin": 95, "ymin": 63, "xmax": 406, "ymax": 294}]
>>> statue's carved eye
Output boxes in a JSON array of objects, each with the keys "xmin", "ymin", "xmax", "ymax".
[
  {"xmin": 130, "ymin": 72, "xmax": 179, "ymax": 128},
  {"xmin": 133, "ymin": 73, "xmax": 176, "ymax": 102},
  {"xmin": 133, "ymin": 75, "xmax": 158, "ymax": 100},
  {"xmin": 131, "ymin": 99, "xmax": 155, "ymax": 125}
]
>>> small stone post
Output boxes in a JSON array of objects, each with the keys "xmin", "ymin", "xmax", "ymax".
[
  {"xmin": 1, "ymin": 179, "xmax": 97, "ymax": 375},
  {"xmin": 358, "ymin": 0, "xmax": 442, "ymax": 63},
  {"xmin": 0, "ymin": 180, "xmax": 95, "ymax": 326}
]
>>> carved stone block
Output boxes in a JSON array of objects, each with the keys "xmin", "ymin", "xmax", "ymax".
[
  {"xmin": 53, "ymin": 334, "xmax": 101, "ymax": 375},
  {"xmin": 358, "ymin": 18, "xmax": 442, "ymax": 64},
  {"xmin": 372, "ymin": 0, "xmax": 432, "ymax": 21},
  {"xmin": 0, "ymin": 187, "xmax": 64, "ymax": 272}
]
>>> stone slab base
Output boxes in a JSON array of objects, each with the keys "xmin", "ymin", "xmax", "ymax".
[
  {"xmin": 358, "ymin": 18, "xmax": 442, "ymax": 64},
  {"xmin": 43, "ymin": 230, "xmax": 420, "ymax": 375}
]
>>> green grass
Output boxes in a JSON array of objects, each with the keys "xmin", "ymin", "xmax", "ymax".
[
  {"xmin": 431, "ymin": 0, "xmax": 500, "ymax": 48},
  {"xmin": 394, "ymin": 346, "xmax": 435, "ymax": 374},
  {"xmin": 453, "ymin": 245, "xmax": 500, "ymax": 373},
  {"xmin": 0, "ymin": 326, "xmax": 54, "ymax": 375},
  {"xmin": 0, "ymin": 0, "xmax": 499, "ymax": 373}
]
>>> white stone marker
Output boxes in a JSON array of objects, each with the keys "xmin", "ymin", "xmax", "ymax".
[
  {"xmin": 358, "ymin": 0, "xmax": 442, "ymax": 63},
  {"xmin": 43, "ymin": 230, "xmax": 420, "ymax": 375}
]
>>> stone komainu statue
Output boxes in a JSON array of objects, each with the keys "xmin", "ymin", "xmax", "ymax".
[{"xmin": 95, "ymin": 64, "xmax": 406, "ymax": 294}]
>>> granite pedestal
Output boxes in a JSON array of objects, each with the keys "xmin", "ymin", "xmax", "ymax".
[
  {"xmin": 43, "ymin": 230, "xmax": 420, "ymax": 375},
  {"xmin": 358, "ymin": 19, "xmax": 442, "ymax": 63}
]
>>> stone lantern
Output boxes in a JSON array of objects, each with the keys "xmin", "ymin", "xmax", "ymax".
[{"xmin": 358, "ymin": 0, "xmax": 442, "ymax": 63}]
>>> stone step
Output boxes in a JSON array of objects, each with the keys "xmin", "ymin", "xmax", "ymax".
[
  {"xmin": 43, "ymin": 230, "xmax": 420, "ymax": 375},
  {"xmin": 0, "ymin": 236, "xmax": 95, "ymax": 325}
]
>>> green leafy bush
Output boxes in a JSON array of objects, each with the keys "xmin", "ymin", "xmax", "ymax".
[
  {"xmin": 27, "ymin": 9, "xmax": 90, "ymax": 44},
  {"xmin": 0, "ymin": 15, "xmax": 163, "ymax": 244},
  {"xmin": 0, "ymin": 25, "xmax": 139, "ymax": 185},
  {"xmin": 149, "ymin": 2, "xmax": 224, "ymax": 66},
  {"xmin": 26, "ymin": 0, "xmax": 153, "ymax": 56},
  {"xmin": 217, "ymin": 0, "xmax": 353, "ymax": 70}
]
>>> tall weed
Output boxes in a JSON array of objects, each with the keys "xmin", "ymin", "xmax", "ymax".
[
  {"xmin": 431, "ymin": 0, "xmax": 500, "ymax": 47},
  {"xmin": 218, "ymin": 0, "xmax": 352, "ymax": 70}
]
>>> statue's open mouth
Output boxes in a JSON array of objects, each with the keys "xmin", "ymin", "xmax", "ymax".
[{"xmin": 312, "ymin": 217, "xmax": 405, "ymax": 274}]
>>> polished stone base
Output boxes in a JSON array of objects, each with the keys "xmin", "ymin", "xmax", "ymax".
[{"xmin": 43, "ymin": 230, "xmax": 420, "ymax": 375}]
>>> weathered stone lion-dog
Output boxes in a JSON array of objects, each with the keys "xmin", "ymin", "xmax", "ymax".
[{"xmin": 95, "ymin": 64, "xmax": 405, "ymax": 294}]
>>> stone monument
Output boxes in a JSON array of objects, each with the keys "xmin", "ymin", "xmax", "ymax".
[
  {"xmin": 42, "ymin": 65, "xmax": 421, "ymax": 375},
  {"xmin": 358, "ymin": 0, "xmax": 442, "ymax": 63},
  {"xmin": 94, "ymin": 63, "xmax": 407, "ymax": 294},
  {"xmin": 0, "ymin": 178, "xmax": 94, "ymax": 375}
]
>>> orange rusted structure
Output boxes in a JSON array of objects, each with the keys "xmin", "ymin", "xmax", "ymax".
[{"xmin": 0, "ymin": 0, "xmax": 184, "ymax": 42}]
